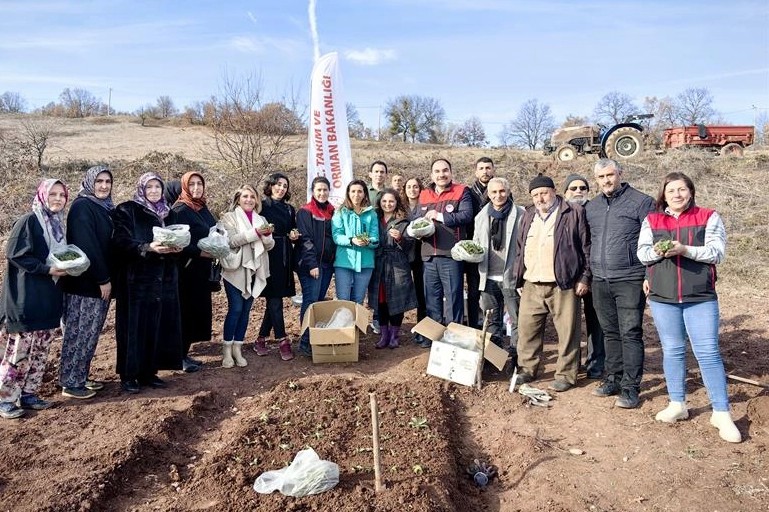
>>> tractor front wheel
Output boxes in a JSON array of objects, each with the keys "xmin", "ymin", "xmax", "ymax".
[{"xmin": 604, "ymin": 127, "xmax": 644, "ymax": 160}]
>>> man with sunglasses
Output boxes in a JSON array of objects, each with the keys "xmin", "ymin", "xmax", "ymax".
[
  {"xmin": 563, "ymin": 175, "xmax": 605, "ymax": 381},
  {"xmin": 585, "ymin": 159, "xmax": 655, "ymax": 409}
]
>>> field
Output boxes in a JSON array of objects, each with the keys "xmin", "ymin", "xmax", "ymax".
[{"xmin": 0, "ymin": 115, "xmax": 768, "ymax": 512}]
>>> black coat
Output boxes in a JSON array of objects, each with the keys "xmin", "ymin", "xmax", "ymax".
[
  {"xmin": 375, "ymin": 216, "xmax": 417, "ymax": 315},
  {"xmin": 1, "ymin": 213, "xmax": 63, "ymax": 333},
  {"xmin": 60, "ymin": 197, "xmax": 114, "ymax": 298},
  {"xmin": 112, "ymin": 201, "xmax": 183, "ymax": 377},
  {"xmin": 169, "ymin": 203, "xmax": 216, "ymax": 345},
  {"xmin": 259, "ymin": 197, "xmax": 296, "ymax": 298},
  {"xmin": 296, "ymin": 202, "xmax": 335, "ymax": 272}
]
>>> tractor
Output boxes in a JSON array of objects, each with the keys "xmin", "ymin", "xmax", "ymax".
[{"xmin": 544, "ymin": 114, "xmax": 653, "ymax": 162}]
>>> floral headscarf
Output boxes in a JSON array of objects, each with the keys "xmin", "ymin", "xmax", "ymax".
[
  {"xmin": 32, "ymin": 178, "xmax": 68, "ymax": 249},
  {"xmin": 132, "ymin": 172, "xmax": 169, "ymax": 220},
  {"xmin": 176, "ymin": 172, "xmax": 206, "ymax": 212},
  {"xmin": 78, "ymin": 165, "xmax": 114, "ymax": 210}
]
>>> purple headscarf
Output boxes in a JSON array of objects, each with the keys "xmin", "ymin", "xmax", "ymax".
[
  {"xmin": 133, "ymin": 172, "xmax": 169, "ymax": 220},
  {"xmin": 32, "ymin": 178, "xmax": 68, "ymax": 249}
]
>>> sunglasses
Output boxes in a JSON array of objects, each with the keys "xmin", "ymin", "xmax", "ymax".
[{"xmin": 568, "ymin": 185, "xmax": 588, "ymax": 191}]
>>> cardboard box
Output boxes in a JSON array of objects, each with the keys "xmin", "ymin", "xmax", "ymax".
[
  {"xmin": 300, "ymin": 300, "xmax": 369, "ymax": 363},
  {"xmin": 412, "ymin": 317, "xmax": 509, "ymax": 387}
]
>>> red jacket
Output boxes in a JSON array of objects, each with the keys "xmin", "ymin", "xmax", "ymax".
[{"xmin": 413, "ymin": 182, "xmax": 473, "ymax": 259}]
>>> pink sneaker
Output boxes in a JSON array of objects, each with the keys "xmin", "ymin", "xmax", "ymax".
[
  {"xmin": 278, "ymin": 338, "xmax": 294, "ymax": 361},
  {"xmin": 253, "ymin": 336, "xmax": 269, "ymax": 356}
]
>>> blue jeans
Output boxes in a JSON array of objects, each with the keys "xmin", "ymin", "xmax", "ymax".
[
  {"xmin": 591, "ymin": 278, "xmax": 646, "ymax": 391},
  {"xmin": 334, "ymin": 266, "xmax": 373, "ymax": 305},
  {"xmin": 223, "ymin": 280, "xmax": 254, "ymax": 341},
  {"xmin": 299, "ymin": 263, "xmax": 334, "ymax": 322},
  {"xmin": 423, "ymin": 256, "xmax": 464, "ymax": 325},
  {"xmin": 649, "ymin": 299, "xmax": 729, "ymax": 411}
]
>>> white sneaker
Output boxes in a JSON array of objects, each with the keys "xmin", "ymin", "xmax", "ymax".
[
  {"xmin": 655, "ymin": 401, "xmax": 689, "ymax": 423},
  {"xmin": 370, "ymin": 320, "xmax": 381, "ymax": 334},
  {"xmin": 710, "ymin": 411, "xmax": 742, "ymax": 443}
]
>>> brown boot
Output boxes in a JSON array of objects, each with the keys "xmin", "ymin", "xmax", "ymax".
[{"xmin": 253, "ymin": 336, "xmax": 268, "ymax": 356}]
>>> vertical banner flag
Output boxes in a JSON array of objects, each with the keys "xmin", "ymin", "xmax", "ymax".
[{"xmin": 307, "ymin": 52, "xmax": 352, "ymax": 206}]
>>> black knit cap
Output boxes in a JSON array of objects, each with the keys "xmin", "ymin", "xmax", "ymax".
[
  {"xmin": 529, "ymin": 173, "xmax": 555, "ymax": 192},
  {"xmin": 563, "ymin": 174, "xmax": 590, "ymax": 192}
]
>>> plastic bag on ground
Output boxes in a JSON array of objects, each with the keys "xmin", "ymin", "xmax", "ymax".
[
  {"xmin": 323, "ymin": 307, "xmax": 354, "ymax": 328},
  {"xmin": 152, "ymin": 224, "xmax": 191, "ymax": 249},
  {"xmin": 406, "ymin": 217, "xmax": 435, "ymax": 238},
  {"xmin": 47, "ymin": 244, "xmax": 91, "ymax": 276},
  {"xmin": 440, "ymin": 329, "xmax": 477, "ymax": 351},
  {"xmin": 451, "ymin": 240, "xmax": 485, "ymax": 264},
  {"xmin": 197, "ymin": 225, "xmax": 231, "ymax": 259},
  {"xmin": 253, "ymin": 448, "xmax": 339, "ymax": 497}
]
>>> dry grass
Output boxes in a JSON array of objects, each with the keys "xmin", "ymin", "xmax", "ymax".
[{"xmin": 1, "ymin": 114, "xmax": 767, "ymax": 285}]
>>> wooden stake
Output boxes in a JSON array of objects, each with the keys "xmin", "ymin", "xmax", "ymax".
[
  {"xmin": 727, "ymin": 374, "xmax": 768, "ymax": 388},
  {"xmin": 369, "ymin": 392, "xmax": 384, "ymax": 492},
  {"xmin": 476, "ymin": 309, "xmax": 493, "ymax": 389}
]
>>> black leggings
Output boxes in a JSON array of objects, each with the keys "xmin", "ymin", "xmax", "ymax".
[
  {"xmin": 378, "ymin": 302, "xmax": 403, "ymax": 327},
  {"xmin": 258, "ymin": 297, "xmax": 287, "ymax": 339}
]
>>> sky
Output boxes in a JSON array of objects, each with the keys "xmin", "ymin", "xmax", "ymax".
[{"xmin": 2, "ymin": 0, "xmax": 768, "ymax": 143}]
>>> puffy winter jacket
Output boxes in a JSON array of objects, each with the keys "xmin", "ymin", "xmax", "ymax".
[{"xmin": 584, "ymin": 183, "xmax": 654, "ymax": 281}]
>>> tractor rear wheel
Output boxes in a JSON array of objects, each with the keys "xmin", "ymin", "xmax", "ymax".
[
  {"xmin": 556, "ymin": 144, "xmax": 578, "ymax": 162},
  {"xmin": 720, "ymin": 143, "xmax": 743, "ymax": 157},
  {"xmin": 604, "ymin": 127, "xmax": 644, "ymax": 160}
]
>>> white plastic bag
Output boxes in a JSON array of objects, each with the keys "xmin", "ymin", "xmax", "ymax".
[
  {"xmin": 440, "ymin": 329, "xmax": 477, "ymax": 351},
  {"xmin": 47, "ymin": 244, "xmax": 91, "ymax": 276},
  {"xmin": 152, "ymin": 224, "xmax": 191, "ymax": 249},
  {"xmin": 406, "ymin": 217, "xmax": 435, "ymax": 238},
  {"xmin": 451, "ymin": 241, "xmax": 485, "ymax": 264},
  {"xmin": 253, "ymin": 448, "xmax": 339, "ymax": 497},
  {"xmin": 324, "ymin": 307, "xmax": 354, "ymax": 328},
  {"xmin": 197, "ymin": 225, "xmax": 231, "ymax": 259}
]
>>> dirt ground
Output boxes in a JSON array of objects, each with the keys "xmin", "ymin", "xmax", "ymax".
[{"xmin": 0, "ymin": 283, "xmax": 767, "ymax": 512}]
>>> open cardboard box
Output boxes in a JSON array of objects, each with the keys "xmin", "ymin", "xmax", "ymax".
[
  {"xmin": 300, "ymin": 300, "xmax": 369, "ymax": 363},
  {"xmin": 412, "ymin": 317, "xmax": 509, "ymax": 387}
]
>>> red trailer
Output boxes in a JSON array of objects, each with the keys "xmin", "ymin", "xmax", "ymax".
[{"xmin": 663, "ymin": 125, "xmax": 755, "ymax": 156}]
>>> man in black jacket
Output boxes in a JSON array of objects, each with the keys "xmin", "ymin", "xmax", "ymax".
[
  {"xmin": 466, "ymin": 157, "xmax": 495, "ymax": 328},
  {"xmin": 585, "ymin": 159, "xmax": 655, "ymax": 409}
]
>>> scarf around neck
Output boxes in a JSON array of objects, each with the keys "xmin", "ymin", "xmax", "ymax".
[
  {"xmin": 304, "ymin": 197, "xmax": 334, "ymax": 220},
  {"xmin": 489, "ymin": 199, "xmax": 513, "ymax": 251}
]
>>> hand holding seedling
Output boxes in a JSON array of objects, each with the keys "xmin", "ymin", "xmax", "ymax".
[
  {"xmin": 352, "ymin": 232, "xmax": 370, "ymax": 246},
  {"xmin": 654, "ymin": 239, "xmax": 687, "ymax": 258}
]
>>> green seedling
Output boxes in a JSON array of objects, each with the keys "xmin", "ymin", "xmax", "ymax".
[
  {"xmin": 412, "ymin": 464, "xmax": 424, "ymax": 475},
  {"xmin": 408, "ymin": 416, "xmax": 429, "ymax": 429},
  {"xmin": 656, "ymin": 239, "xmax": 675, "ymax": 253}
]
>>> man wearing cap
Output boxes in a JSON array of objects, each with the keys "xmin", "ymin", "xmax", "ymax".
[
  {"xmin": 414, "ymin": 158, "xmax": 473, "ymax": 344},
  {"xmin": 563, "ymin": 174, "xmax": 605, "ymax": 380},
  {"xmin": 585, "ymin": 158, "xmax": 655, "ymax": 409},
  {"xmin": 512, "ymin": 174, "xmax": 591, "ymax": 392}
]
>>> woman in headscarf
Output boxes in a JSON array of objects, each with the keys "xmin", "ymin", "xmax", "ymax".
[
  {"xmin": 59, "ymin": 166, "xmax": 115, "ymax": 400},
  {"xmin": 218, "ymin": 185, "xmax": 274, "ymax": 368},
  {"xmin": 168, "ymin": 172, "xmax": 217, "ymax": 372},
  {"xmin": 112, "ymin": 172, "xmax": 183, "ymax": 394},
  {"xmin": 0, "ymin": 179, "xmax": 69, "ymax": 419},
  {"xmin": 254, "ymin": 173, "xmax": 299, "ymax": 361}
]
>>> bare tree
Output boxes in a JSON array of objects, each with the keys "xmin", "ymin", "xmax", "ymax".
[
  {"xmin": 183, "ymin": 98, "xmax": 216, "ymax": 125},
  {"xmin": 210, "ymin": 72, "xmax": 297, "ymax": 182},
  {"xmin": 384, "ymin": 95, "xmax": 446, "ymax": 143},
  {"xmin": 561, "ymin": 114, "xmax": 589, "ymax": 128},
  {"xmin": 58, "ymin": 88, "xmax": 102, "ymax": 118},
  {"xmin": 500, "ymin": 99, "xmax": 556, "ymax": 150},
  {"xmin": 0, "ymin": 91, "xmax": 27, "ymax": 113},
  {"xmin": 673, "ymin": 87, "xmax": 716, "ymax": 125},
  {"xmin": 8, "ymin": 117, "xmax": 59, "ymax": 172},
  {"xmin": 346, "ymin": 103, "xmax": 366, "ymax": 139},
  {"xmin": 453, "ymin": 116, "xmax": 487, "ymax": 147},
  {"xmin": 156, "ymin": 95, "xmax": 177, "ymax": 118},
  {"xmin": 594, "ymin": 91, "xmax": 639, "ymax": 124}
]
